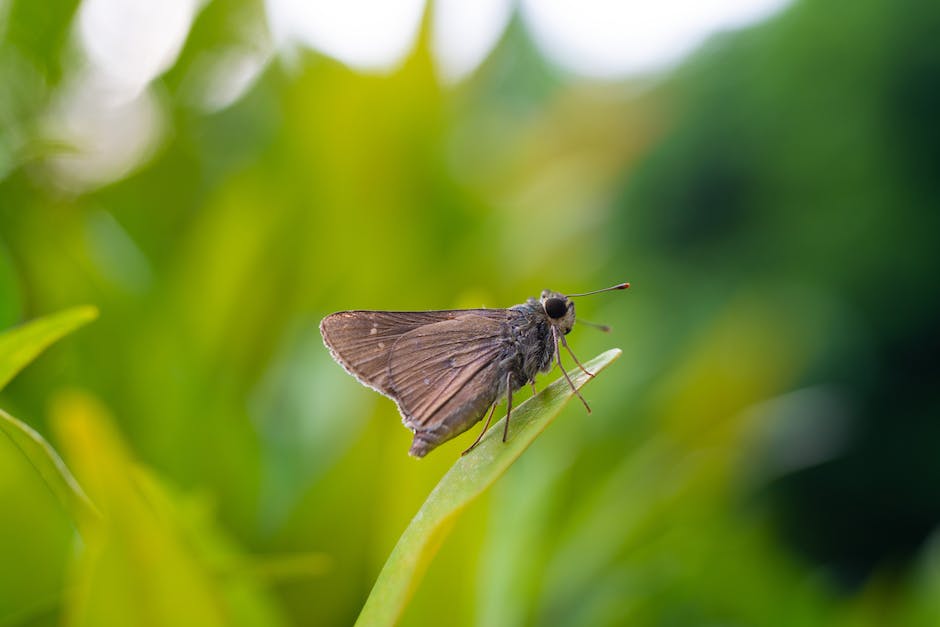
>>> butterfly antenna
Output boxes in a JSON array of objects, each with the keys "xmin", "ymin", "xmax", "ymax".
[
  {"xmin": 579, "ymin": 319, "xmax": 611, "ymax": 333},
  {"xmin": 569, "ymin": 283, "xmax": 626, "ymax": 333},
  {"xmin": 567, "ymin": 282, "xmax": 630, "ymax": 298}
]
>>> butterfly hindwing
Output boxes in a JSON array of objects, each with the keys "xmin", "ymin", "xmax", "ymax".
[{"xmin": 387, "ymin": 315, "xmax": 510, "ymax": 455}]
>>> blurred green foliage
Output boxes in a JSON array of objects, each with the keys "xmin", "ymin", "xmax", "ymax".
[{"xmin": 1, "ymin": 0, "xmax": 939, "ymax": 625}]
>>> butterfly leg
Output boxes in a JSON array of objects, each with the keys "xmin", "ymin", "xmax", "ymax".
[
  {"xmin": 553, "ymin": 326, "xmax": 591, "ymax": 413},
  {"xmin": 560, "ymin": 333, "xmax": 594, "ymax": 377},
  {"xmin": 462, "ymin": 402, "xmax": 498, "ymax": 455},
  {"xmin": 530, "ymin": 381, "xmax": 537, "ymax": 396},
  {"xmin": 502, "ymin": 371, "xmax": 514, "ymax": 442}
]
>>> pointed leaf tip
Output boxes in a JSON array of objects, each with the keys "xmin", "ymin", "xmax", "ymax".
[{"xmin": 0, "ymin": 305, "xmax": 99, "ymax": 391}]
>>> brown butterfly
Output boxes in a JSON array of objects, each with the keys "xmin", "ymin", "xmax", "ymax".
[{"xmin": 320, "ymin": 283, "xmax": 628, "ymax": 457}]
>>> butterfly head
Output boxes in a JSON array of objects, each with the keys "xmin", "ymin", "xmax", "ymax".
[
  {"xmin": 540, "ymin": 282, "xmax": 629, "ymax": 336},
  {"xmin": 540, "ymin": 289, "xmax": 576, "ymax": 335}
]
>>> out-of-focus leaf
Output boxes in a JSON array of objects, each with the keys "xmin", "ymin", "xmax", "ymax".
[
  {"xmin": 51, "ymin": 390, "xmax": 286, "ymax": 627},
  {"xmin": 0, "ymin": 245, "xmax": 21, "ymax": 328},
  {"xmin": 355, "ymin": 349, "xmax": 622, "ymax": 627},
  {"xmin": 245, "ymin": 552, "xmax": 333, "ymax": 582},
  {"xmin": 899, "ymin": 531, "xmax": 940, "ymax": 627},
  {"xmin": 6, "ymin": 0, "xmax": 81, "ymax": 82},
  {"xmin": 0, "ymin": 408, "xmax": 99, "ymax": 535},
  {"xmin": 0, "ymin": 305, "xmax": 98, "ymax": 391},
  {"xmin": 0, "ymin": 305, "xmax": 100, "ymax": 538}
]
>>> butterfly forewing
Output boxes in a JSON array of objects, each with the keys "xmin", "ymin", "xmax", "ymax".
[
  {"xmin": 389, "ymin": 316, "xmax": 507, "ymax": 435},
  {"xmin": 319, "ymin": 309, "xmax": 508, "ymax": 395},
  {"xmin": 321, "ymin": 311, "xmax": 451, "ymax": 394}
]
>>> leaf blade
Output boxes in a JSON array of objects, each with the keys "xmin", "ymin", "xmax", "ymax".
[
  {"xmin": 52, "ymin": 391, "xmax": 287, "ymax": 627},
  {"xmin": 355, "ymin": 348, "xmax": 622, "ymax": 627},
  {"xmin": 0, "ymin": 305, "xmax": 99, "ymax": 391},
  {"xmin": 0, "ymin": 306, "xmax": 101, "ymax": 534},
  {"xmin": 0, "ymin": 408, "xmax": 100, "ymax": 534}
]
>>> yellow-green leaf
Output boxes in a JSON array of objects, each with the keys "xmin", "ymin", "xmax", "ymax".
[
  {"xmin": 355, "ymin": 348, "xmax": 622, "ymax": 627},
  {"xmin": 0, "ymin": 408, "xmax": 100, "ymax": 535},
  {"xmin": 0, "ymin": 305, "xmax": 98, "ymax": 391},
  {"xmin": 0, "ymin": 307, "xmax": 100, "ymax": 536},
  {"xmin": 52, "ymin": 390, "xmax": 286, "ymax": 627}
]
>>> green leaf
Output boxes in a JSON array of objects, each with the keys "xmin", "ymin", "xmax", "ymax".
[
  {"xmin": 52, "ymin": 391, "xmax": 287, "ymax": 627},
  {"xmin": 355, "ymin": 348, "xmax": 623, "ymax": 627},
  {"xmin": 0, "ymin": 306, "xmax": 101, "ymax": 534},
  {"xmin": 0, "ymin": 407, "xmax": 100, "ymax": 533},
  {"xmin": 0, "ymin": 305, "xmax": 98, "ymax": 391}
]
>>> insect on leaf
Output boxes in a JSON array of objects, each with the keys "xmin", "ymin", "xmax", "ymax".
[{"xmin": 354, "ymin": 348, "xmax": 622, "ymax": 627}]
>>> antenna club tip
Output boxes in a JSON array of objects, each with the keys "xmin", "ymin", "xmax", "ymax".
[{"xmin": 567, "ymin": 282, "xmax": 631, "ymax": 298}]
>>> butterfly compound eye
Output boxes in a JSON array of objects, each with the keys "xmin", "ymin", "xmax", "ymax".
[{"xmin": 544, "ymin": 298, "xmax": 567, "ymax": 319}]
